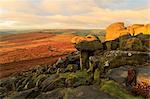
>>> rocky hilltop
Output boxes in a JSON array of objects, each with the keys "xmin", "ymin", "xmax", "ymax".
[
  {"xmin": 0, "ymin": 23, "xmax": 150, "ymax": 99},
  {"xmin": 105, "ymin": 22, "xmax": 150, "ymax": 41}
]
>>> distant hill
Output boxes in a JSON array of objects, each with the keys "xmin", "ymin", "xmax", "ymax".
[
  {"xmin": 0, "ymin": 29, "xmax": 105, "ymax": 42},
  {"xmin": 0, "ymin": 29, "xmax": 41, "ymax": 35},
  {"xmin": 0, "ymin": 29, "xmax": 105, "ymax": 35}
]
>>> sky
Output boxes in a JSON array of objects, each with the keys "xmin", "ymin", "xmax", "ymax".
[{"xmin": 0, "ymin": 0, "xmax": 150, "ymax": 29}]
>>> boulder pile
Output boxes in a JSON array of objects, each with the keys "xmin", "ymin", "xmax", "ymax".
[
  {"xmin": 0, "ymin": 24, "xmax": 149, "ymax": 99},
  {"xmin": 105, "ymin": 22, "xmax": 150, "ymax": 41}
]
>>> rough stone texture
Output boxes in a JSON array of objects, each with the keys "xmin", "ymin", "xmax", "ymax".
[
  {"xmin": 93, "ymin": 50, "xmax": 149, "ymax": 72},
  {"xmin": 107, "ymin": 66, "xmax": 131, "ymax": 85},
  {"xmin": 104, "ymin": 33, "xmax": 150, "ymax": 51},
  {"xmin": 105, "ymin": 22, "xmax": 150, "ymax": 41},
  {"xmin": 40, "ymin": 74, "xmax": 59, "ymax": 91},
  {"xmin": 135, "ymin": 33, "xmax": 150, "ymax": 51},
  {"xmin": 10, "ymin": 87, "xmax": 40, "ymax": 99},
  {"xmin": 105, "ymin": 22, "xmax": 128, "ymax": 41},
  {"xmin": 75, "ymin": 40, "xmax": 103, "ymax": 51},
  {"xmin": 107, "ymin": 66, "xmax": 150, "ymax": 85},
  {"xmin": 128, "ymin": 24, "xmax": 150, "ymax": 36},
  {"xmin": 74, "ymin": 36, "xmax": 103, "ymax": 70},
  {"xmin": 71, "ymin": 35, "xmax": 98, "ymax": 44},
  {"xmin": 1, "ymin": 32, "xmax": 149, "ymax": 99},
  {"xmin": 119, "ymin": 37, "xmax": 143, "ymax": 51},
  {"xmin": 71, "ymin": 36, "xmax": 86, "ymax": 44},
  {"xmin": 64, "ymin": 85, "xmax": 116, "ymax": 99},
  {"xmin": 80, "ymin": 51, "xmax": 90, "ymax": 70},
  {"xmin": 36, "ymin": 88, "xmax": 64, "ymax": 99}
]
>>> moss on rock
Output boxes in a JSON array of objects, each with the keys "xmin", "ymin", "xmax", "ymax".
[{"xmin": 100, "ymin": 80, "xmax": 143, "ymax": 99}]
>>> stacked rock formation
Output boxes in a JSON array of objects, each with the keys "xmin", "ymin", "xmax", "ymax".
[{"xmin": 71, "ymin": 35, "xmax": 103, "ymax": 70}]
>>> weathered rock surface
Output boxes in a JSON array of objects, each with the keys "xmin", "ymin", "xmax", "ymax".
[
  {"xmin": 105, "ymin": 22, "xmax": 150, "ymax": 41},
  {"xmin": 64, "ymin": 85, "xmax": 116, "ymax": 99},
  {"xmin": 75, "ymin": 40, "xmax": 103, "ymax": 51},
  {"xmin": 1, "ymin": 31, "xmax": 149, "ymax": 99},
  {"xmin": 106, "ymin": 22, "xmax": 128, "ymax": 41},
  {"xmin": 93, "ymin": 50, "xmax": 149, "ymax": 72},
  {"xmin": 36, "ymin": 88, "xmax": 64, "ymax": 99},
  {"xmin": 71, "ymin": 35, "xmax": 98, "ymax": 44},
  {"xmin": 107, "ymin": 66, "xmax": 150, "ymax": 85},
  {"xmin": 105, "ymin": 33, "xmax": 150, "ymax": 51},
  {"xmin": 10, "ymin": 87, "xmax": 40, "ymax": 99},
  {"xmin": 72, "ymin": 35, "xmax": 103, "ymax": 70}
]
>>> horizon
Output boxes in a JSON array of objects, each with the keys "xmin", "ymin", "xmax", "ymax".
[{"xmin": 0, "ymin": 0, "xmax": 150, "ymax": 29}]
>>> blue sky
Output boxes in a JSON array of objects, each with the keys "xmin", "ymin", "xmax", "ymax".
[{"xmin": 0, "ymin": 0, "xmax": 149, "ymax": 29}]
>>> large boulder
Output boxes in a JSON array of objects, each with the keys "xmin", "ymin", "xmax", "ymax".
[
  {"xmin": 10, "ymin": 87, "xmax": 40, "ymax": 99},
  {"xmin": 64, "ymin": 85, "xmax": 116, "ymax": 99},
  {"xmin": 119, "ymin": 33, "xmax": 150, "ymax": 51},
  {"xmin": 71, "ymin": 35, "xmax": 98, "ymax": 44},
  {"xmin": 105, "ymin": 22, "xmax": 129, "ymax": 41},
  {"xmin": 71, "ymin": 36, "xmax": 86, "ymax": 44},
  {"xmin": 93, "ymin": 50, "xmax": 149, "ymax": 72},
  {"xmin": 40, "ymin": 74, "xmax": 66, "ymax": 92},
  {"xmin": 72, "ymin": 35, "xmax": 103, "ymax": 70},
  {"xmin": 72, "ymin": 35, "xmax": 103, "ymax": 52},
  {"xmin": 119, "ymin": 37, "xmax": 143, "ymax": 51},
  {"xmin": 135, "ymin": 33, "xmax": 150, "ymax": 51},
  {"xmin": 36, "ymin": 88, "xmax": 64, "ymax": 99},
  {"xmin": 105, "ymin": 22, "xmax": 150, "ymax": 41},
  {"xmin": 104, "ymin": 33, "xmax": 150, "ymax": 51},
  {"xmin": 75, "ymin": 40, "xmax": 103, "ymax": 51},
  {"xmin": 106, "ymin": 65, "xmax": 150, "ymax": 97},
  {"xmin": 128, "ymin": 24, "xmax": 150, "ymax": 35}
]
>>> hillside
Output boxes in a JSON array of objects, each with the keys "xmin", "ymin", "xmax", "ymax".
[
  {"xmin": 0, "ymin": 30, "xmax": 105, "ymax": 78},
  {"xmin": 0, "ymin": 32, "xmax": 76, "ymax": 78}
]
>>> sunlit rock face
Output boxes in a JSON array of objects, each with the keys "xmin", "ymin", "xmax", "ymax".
[
  {"xmin": 71, "ymin": 35, "xmax": 98, "ymax": 44},
  {"xmin": 128, "ymin": 24, "xmax": 150, "ymax": 35},
  {"xmin": 71, "ymin": 36, "xmax": 86, "ymax": 44},
  {"xmin": 106, "ymin": 22, "xmax": 150, "ymax": 41},
  {"xmin": 105, "ymin": 22, "xmax": 129, "ymax": 41}
]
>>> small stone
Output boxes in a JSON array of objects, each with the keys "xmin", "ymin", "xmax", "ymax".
[
  {"xmin": 66, "ymin": 64, "xmax": 79, "ymax": 72},
  {"xmin": 128, "ymin": 53, "xmax": 132, "ymax": 56},
  {"xmin": 104, "ymin": 61, "xmax": 109, "ymax": 67}
]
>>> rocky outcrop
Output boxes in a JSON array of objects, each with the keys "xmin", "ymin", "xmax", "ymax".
[
  {"xmin": 0, "ymin": 32, "xmax": 149, "ymax": 98},
  {"xmin": 104, "ymin": 33, "xmax": 150, "ymax": 51},
  {"xmin": 128, "ymin": 24, "xmax": 150, "ymax": 36},
  {"xmin": 107, "ymin": 66, "xmax": 150, "ymax": 86},
  {"xmin": 1, "ymin": 48, "xmax": 149, "ymax": 98},
  {"xmin": 64, "ymin": 85, "xmax": 116, "ymax": 99},
  {"xmin": 71, "ymin": 35, "xmax": 98, "ymax": 44},
  {"xmin": 105, "ymin": 22, "xmax": 129, "ymax": 41},
  {"xmin": 105, "ymin": 22, "xmax": 150, "ymax": 41},
  {"xmin": 72, "ymin": 35, "xmax": 103, "ymax": 70}
]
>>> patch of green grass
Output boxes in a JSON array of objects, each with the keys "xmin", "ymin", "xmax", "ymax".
[
  {"xmin": 59, "ymin": 70, "xmax": 89, "ymax": 79},
  {"xmin": 100, "ymin": 80, "xmax": 143, "ymax": 99}
]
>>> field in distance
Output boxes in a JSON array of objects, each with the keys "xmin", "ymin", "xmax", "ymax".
[{"xmin": 0, "ymin": 29, "xmax": 105, "ymax": 78}]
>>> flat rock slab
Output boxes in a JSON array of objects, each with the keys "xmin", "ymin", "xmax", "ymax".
[
  {"xmin": 65, "ymin": 85, "xmax": 117, "ymax": 99},
  {"xmin": 108, "ymin": 66, "xmax": 150, "ymax": 85}
]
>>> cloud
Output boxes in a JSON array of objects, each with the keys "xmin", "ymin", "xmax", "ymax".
[
  {"xmin": 41, "ymin": 0, "xmax": 96, "ymax": 15},
  {"xmin": 0, "ymin": 0, "xmax": 149, "ymax": 29}
]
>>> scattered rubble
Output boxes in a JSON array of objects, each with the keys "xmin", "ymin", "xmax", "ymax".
[{"xmin": 0, "ymin": 33, "xmax": 149, "ymax": 99}]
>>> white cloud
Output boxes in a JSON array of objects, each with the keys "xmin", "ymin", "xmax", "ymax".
[{"xmin": 0, "ymin": 0, "xmax": 149, "ymax": 29}]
